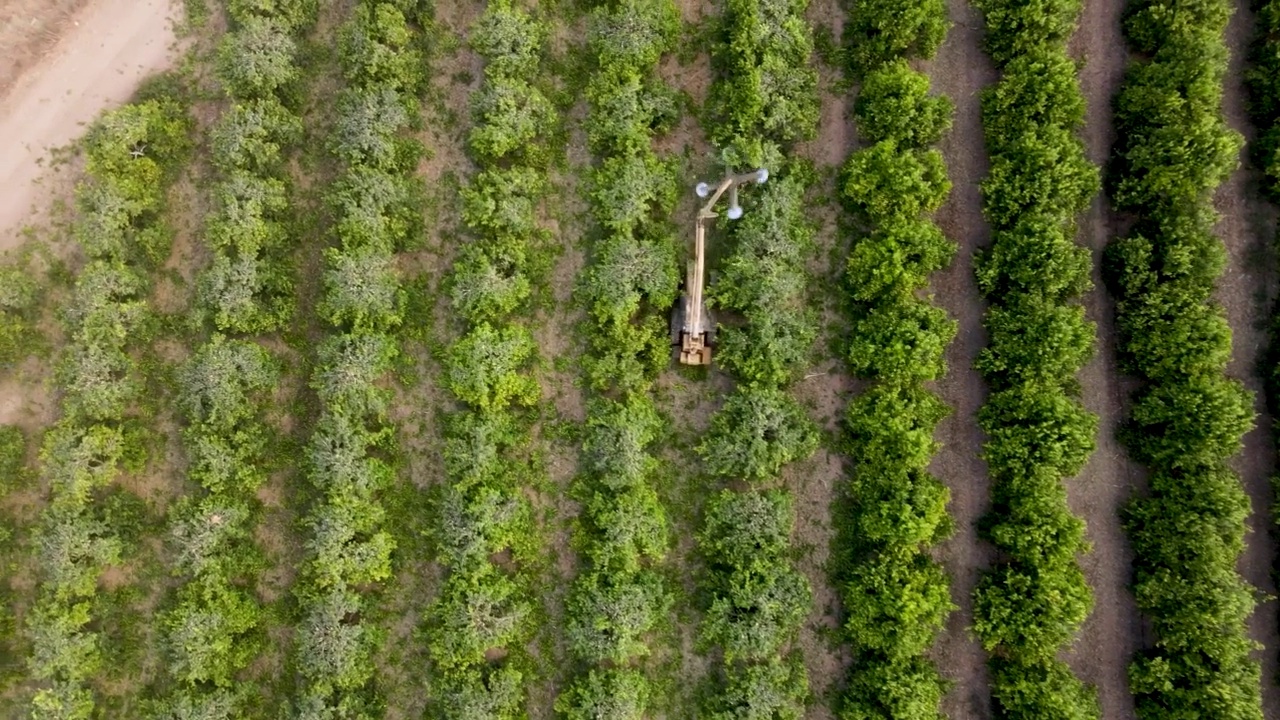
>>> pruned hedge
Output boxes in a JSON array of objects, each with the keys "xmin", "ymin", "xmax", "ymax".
[
  {"xmin": 427, "ymin": 2, "xmax": 551, "ymax": 716},
  {"xmin": 24, "ymin": 100, "xmax": 189, "ymax": 720},
  {"xmin": 557, "ymin": 1, "xmax": 680, "ymax": 716},
  {"xmin": 969, "ymin": 1, "xmax": 1102, "ymax": 717},
  {"xmin": 154, "ymin": 2, "xmax": 317, "ymax": 716},
  {"xmin": 292, "ymin": 2, "xmax": 426, "ymax": 716},
  {"xmin": 1109, "ymin": 1, "xmax": 1261, "ymax": 718},
  {"xmin": 698, "ymin": 0, "xmax": 819, "ymax": 714},
  {"xmin": 837, "ymin": 3, "xmax": 956, "ymax": 718}
]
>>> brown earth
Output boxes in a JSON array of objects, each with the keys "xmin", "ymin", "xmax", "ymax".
[
  {"xmin": 1065, "ymin": 0, "xmax": 1145, "ymax": 717},
  {"xmin": 0, "ymin": 0, "xmax": 183, "ymax": 248},
  {"xmin": 1220, "ymin": 3, "xmax": 1280, "ymax": 716},
  {"xmin": 928, "ymin": 2, "xmax": 999, "ymax": 717},
  {"xmin": 0, "ymin": 0, "xmax": 90, "ymax": 96}
]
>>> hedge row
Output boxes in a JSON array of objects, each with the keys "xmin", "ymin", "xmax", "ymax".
[
  {"xmin": 837, "ymin": 3, "xmax": 956, "ymax": 715},
  {"xmin": 1248, "ymin": 0, "xmax": 1280, "ymax": 202},
  {"xmin": 1108, "ymin": 1, "xmax": 1261, "ymax": 718},
  {"xmin": 557, "ymin": 2, "xmax": 681, "ymax": 717},
  {"xmin": 698, "ymin": 0, "xmax": 820, "ymax": 714},
  {"xmin": 707, "ymin": 0, "xmax": 819, "ymax": 168},
  {"xmin": 292, "ymin": 2, "xmax": 426, "ymax": 716},
  {"xmin": 153, "ymin": 3, "xmax": 318, "ymax": 716},
  {"xmin": 426, "ymin": 3, "xmax": 553, "ymax": 716},
  {"xmin": 970, "ymin": 1, "xmax": 1102, "ymax": 717},
  {"xmin": 23, "ymin": 101, "xmax": 189, "ymax": 719},
  {"xmin": 199, "ymin": 0, "xmax": 319, "ymax": 333}
]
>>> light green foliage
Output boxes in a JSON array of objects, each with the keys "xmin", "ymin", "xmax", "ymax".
[
  {"xmin": 216, "ymin": 17, "xmax": 299, "ymax": 98},
  {"xmin": 444, "ymin": 323, "xmax": 539, "ymax": 413}
]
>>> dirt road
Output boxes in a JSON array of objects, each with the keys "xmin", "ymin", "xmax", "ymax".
[
  {"xmin": 0, "ymin": 0, "xmax": 182, "ymax": 249},
  {"xmin": 930, "ymin": 1, "xmax": 998, "ymax": 717}
]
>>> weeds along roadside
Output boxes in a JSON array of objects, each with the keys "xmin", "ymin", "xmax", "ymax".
[
  {"xmin": 967, "ymin": 0, "xmax": 1103, "ymax": 717},
  {"xmin": 833, "ymin": 2, "xmax": 958, "ymax": 717},
  {"xmin": 18, "ymin": 95, "xmax": 191, "ymax": 717},
  {"xmin": 690, "ymin": 0, "xmax": 822, "ymax": 714},
  {"xmin": 422, "ymin": 1, "xmax": 557, "ymax": 715},
  {"xmin": 554, "ymin": 0, "xmax": 682, "ymax": 716},
  {"xmin": 1108, "ymin": 0, "xmax": 1262, "ymax": 717},
  {"xmin": 287, "ymin": 0, "xmax": 431, "ymax": 715},
  {"xmin": 147, "ymin": 1, "xmax": 321, "ymax": 715}
]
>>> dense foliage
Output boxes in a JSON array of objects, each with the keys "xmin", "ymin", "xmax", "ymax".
[
  {"xmin": 427, "ymin": 3, "xmax": 552, "ymax": 716},
  {"xmin": 1248, "ymin": 0, "xmax": 1280, "ymax": 201},
  {"xmin": 292, "ymin": 2, "xmax": 426, "ymax": 716},
  {"xmin": 697, "ymin": 0, "xmax": 820, "ymax": 714},
  {"xmin": 707, "ymin": 0, "xmax": 819, "ymax": 167},
  {"xmin": 1109, "ymin": 1, "xmax": 1261, "ymax": 718},
  {"xmin": 970, "ymin": 1, "xmax": 1101, "ymax": 717},
  {"xmin": 556, "ymin": 1, "xmax": 680, "ymax": 716},
  {"xmin": 23, "ymin": 100, "xmax": 189, "ymax": 720},
  {"xmin": 837, "ymin": 4, "xmax": 955, "ymax": 719}
]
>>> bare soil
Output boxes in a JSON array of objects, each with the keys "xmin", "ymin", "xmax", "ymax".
[
  {"xmin": 0, "ymin": 0, "xmax": 90, "ymax": 96},
  {"xmin": 1220, "ymin": 4, "xmax": 1280, "ymax": 715},
  {"xmin": 0, "ymin": 0, "xmax": 183, "ymax": 248},
  {"xmin": 928, "ymin": 2, "xmax": 999, "ymax": 717},
  {"xmin": 1064, "ymin": 0, "xmax": 1145, "ymax": 717}
]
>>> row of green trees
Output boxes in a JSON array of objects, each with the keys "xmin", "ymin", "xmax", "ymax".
[
  {"xmin": 558, "ymin": 1, "xmax": 681, "ymax": 717},
  {"xmin": 969, "ymin": 1, "xmax": 1101, "ymax": 717},
  {"xmin": 426, "ymin": 2, "xmax": 551, "ymax": 716},
  {"xmin": 200, "ymin": 0, "xmax": 319, "ymax": 333},
  {"xmin": 292, "ymin": 1, "xmax": 427, "ymax": 716},
  {"xmin": 836, "ymin": 4, "xmax": 956, "ymax": 718},
  {"xmin": 699, "ymin": 0, "xmax": 820, "ymax": 715},
  {"xmin": 156, "ymin": 2, "xmax": 317, "ymax": 716},
  {"xmin": 24, "ymin": 101, "xmax": 189, "ymax": 719},
  {"xmin": 1108, "ymin": 1, "xmax": 1261, "ymax": 718}
]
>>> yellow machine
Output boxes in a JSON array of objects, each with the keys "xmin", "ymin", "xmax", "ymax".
[{"xmin": 673, "ymin": 168, "xmax": 769, "ymax": 365}]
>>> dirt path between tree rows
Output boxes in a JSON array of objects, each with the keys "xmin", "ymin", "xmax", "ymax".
[
  {"xmin": 0, "ymin": 0, "xmax": 182, "ymax": 249},
  {"xmin": 929, "ymin": 2, "xmax": 998, "ymax": 717},
  {"xmin": 1220, "ymin": 3, "xmax": 1280, "ymax": 716},
  {"xmin": 1067, "ymin": 0, "xmax": 1143, "ymax": 717}
]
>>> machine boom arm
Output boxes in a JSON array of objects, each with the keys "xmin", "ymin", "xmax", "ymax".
[{"xmin": 677, "ymin": 169, "xmax": 768, "ymax": 365}]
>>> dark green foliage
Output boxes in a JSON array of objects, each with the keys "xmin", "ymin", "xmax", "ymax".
[
  {"xmin": 969, "ymin": 0, "xmax": 1101, "ymax": 716},
  {"xmin": 0, "ymin": 425, "xmax": 24, "ymax": 495},
  {"xmin": 288, "ymin": 2, "xmax": 422, "ymax": 715},
  {"xmin": 843, "ymin": 0, "xmax": 947, "ymax": 76},
  {"xmin": 0, "ymin": 266, "xmax": 38, "ymax": 367},
  {"xmin": 1106, "ymin": 0, "xmax": 1261, "ymax": 718},
  {"xmin": 1248, "ymin": 0, "xmax": 1280, "ymax": 199},
  {"xmin": 699, "ymin": 387, "xmax": 818, "ymax": 482},
  {"xmin": 708, "ymin": 0, "xmax": 819, "ymax": 165}
]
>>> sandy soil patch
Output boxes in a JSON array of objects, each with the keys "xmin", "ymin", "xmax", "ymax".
[{"xmin": 0, "ymin": 0, "xmax": 183, "ymax": 249}]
